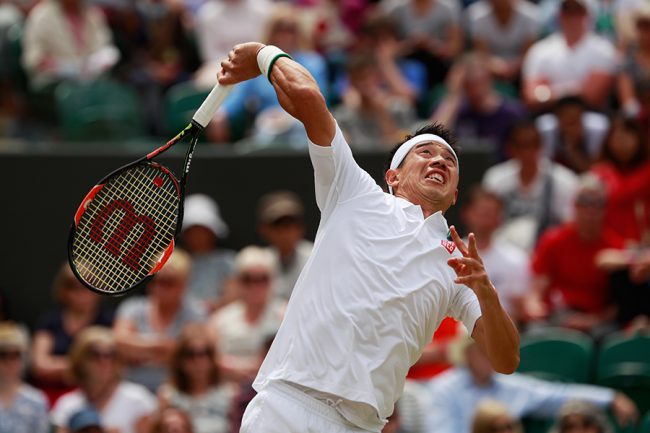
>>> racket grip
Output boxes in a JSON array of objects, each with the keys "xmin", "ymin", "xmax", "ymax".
[{"xmin": 192, "ymin": 83, "xmax": 233, "ymax": 128}]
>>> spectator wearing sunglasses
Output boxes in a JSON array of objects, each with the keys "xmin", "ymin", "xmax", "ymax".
[
  {"xmin": 50, "ymin": 326, "xmax": 157, "ymax": 433},
  {"xmin": 549, "ymin": 401, "xmax": 614, "ymax": 433},
  {"xmin": 0, "ymin": 322, "xmax": 49, "ymax": 433},
  {"xmin": 257, "ymin": 191, "xmax": 313, "ymax": 302},
  {"xmin": 158, "ymin": 323, "xmax": 235, "ymax": 433},
  {"xmin": 207, "ymin": 246, "xmax": 285, "ymax": 383},
  {"xmin": 471, "ymin": 400, "xmax": 522, "ymax": 433}
]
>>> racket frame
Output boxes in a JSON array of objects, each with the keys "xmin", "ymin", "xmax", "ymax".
[{"xmin": 67, "ymin": 121, "xmax": 202, "ymax": 296}]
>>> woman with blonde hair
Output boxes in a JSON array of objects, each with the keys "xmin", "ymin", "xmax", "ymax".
[
  {"xmin": 471, "ymin": 400, "xmax": 522, "ymax": 433},
  {"xmin": 50, "ymin": 326, "xmax": 157, "ymax": 433},
  {"xmin": 158, "ymin": 323, "xmax": 235, "ymax": 433}
]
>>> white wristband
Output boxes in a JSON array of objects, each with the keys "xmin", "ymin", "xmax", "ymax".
[{"xmin": 257, "ymin": 45, "xmax": 291, "ymax": 81}]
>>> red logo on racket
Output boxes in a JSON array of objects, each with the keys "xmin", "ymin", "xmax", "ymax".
[
  {"xmin": 441, "ymin": 239, "xmax": 456, "ymax": 254},
  {"xmin": 89, "ymin": 199, "xmax": 156, "ymax": 271}
]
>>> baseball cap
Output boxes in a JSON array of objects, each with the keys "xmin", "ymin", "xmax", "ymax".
[
  {"xmin": 257, "ymin": 191, "xmax": 304, "ymax": 224},
  {"xmin": 68, "ymin": 408, "xmax": 103, "ymax": 432},
  {"xmin": 182, "ymin": 194, "xmax": 229, "ymax": 238}
]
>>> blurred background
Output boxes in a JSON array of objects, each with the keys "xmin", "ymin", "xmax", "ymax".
[{"xmin": 1, "ymin": 0, "xmax": 650, "ymax": 431}]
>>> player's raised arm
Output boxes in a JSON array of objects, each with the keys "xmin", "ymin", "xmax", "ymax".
[{"xmin": 217, "ymin": 42, "xmax": 336, "ymax": 146}]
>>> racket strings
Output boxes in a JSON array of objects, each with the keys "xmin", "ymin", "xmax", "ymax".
[{"xmin": 72, "ymin": 164, "xmax": 179, "ymax": 293}]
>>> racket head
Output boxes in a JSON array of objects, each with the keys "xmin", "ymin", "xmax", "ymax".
[{"xmin": 68, "ymin": 161, "xmax": 182, "ymax": 296}]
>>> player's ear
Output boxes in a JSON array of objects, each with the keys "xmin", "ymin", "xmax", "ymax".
[
  {"xmin": 386, "ymin": 169, "xmax": 399, "ymax": 191},
  {"xmin": 452, "ymin": 188, "xmax": 458, "ymax": 205}
]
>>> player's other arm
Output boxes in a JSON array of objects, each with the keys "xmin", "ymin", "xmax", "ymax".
[
  {"xmin": 217, "ymin": 42, "xmax": 335, "ymax": 146},
  {"xmin": 448, "ymin": 226, "xmax": 520, "ymax": 374}
]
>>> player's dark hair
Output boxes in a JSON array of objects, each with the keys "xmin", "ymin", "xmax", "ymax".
[{"xmin": 384, "ymin": 122, "xmax": 458, "ymax": 176}]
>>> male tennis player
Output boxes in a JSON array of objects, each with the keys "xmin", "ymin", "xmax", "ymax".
[{"xmin": 218, "ymin": 42, "xmax": 520, "ymax": 433}]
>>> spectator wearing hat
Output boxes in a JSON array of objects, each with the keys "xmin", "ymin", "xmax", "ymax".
[
  {"xmin": 181, "ymin": 194, "xmax": 236, "ymax": 312},
  {"xmin": 522, "ymin": 0, "xmax": 618, "ymax": 111},
  {"xmin": 67, "ymin": 407, "xmax": 105, "ymax": 433},
  {"xmin": 421, "ymin": 332, "xmax": 637, "ymax": 433},
  {"xmin": 257, "ymin": 191, "xmax": 313, "ymax": 302},
  {"xmin": 0, "ymin": 322, "xmax": 49, "ymax": 433},
  {"xmin": 207, "ymin": 246, "xmax": 285, "ymax": 383}
]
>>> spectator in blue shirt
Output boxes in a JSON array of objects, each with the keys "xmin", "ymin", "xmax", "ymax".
[{"xmin": 422, "ymin": 334, "xmax": 638, "ymax": 433}]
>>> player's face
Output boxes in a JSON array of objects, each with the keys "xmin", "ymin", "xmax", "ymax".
[{"xmin": 395, "ymin": 142, "xmax": 459, "ymax": 211}]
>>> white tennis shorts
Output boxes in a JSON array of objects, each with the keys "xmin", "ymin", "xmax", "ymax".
[{"xmin": 240, "ymin": 381, "xmax": 371, "ymax": 433}]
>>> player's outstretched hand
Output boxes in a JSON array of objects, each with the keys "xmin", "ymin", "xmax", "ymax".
[
  {"xmin": 217, "ymin": 42, "xmax": 264, "ymax": 85},
  {"xmin": 447, "ymin": 226, "xmax": 493, "ymax": 294}
]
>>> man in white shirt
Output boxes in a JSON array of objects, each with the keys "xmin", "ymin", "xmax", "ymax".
[
  {"xmin": 522, "ymin": 0, "xmax": 618, "ymax": 111},
  {"xmin": 217, "ymin": 42, "xmax": 520, "ymax": 433}
]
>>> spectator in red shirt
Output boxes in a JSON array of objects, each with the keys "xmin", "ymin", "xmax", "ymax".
[
  {"xmin": 591, "ymin": 115, "xmax": 650, "ymax": 246},
  {"xmin": 524, "ymin": 174, "xmax": 623, "ymax": 336}
]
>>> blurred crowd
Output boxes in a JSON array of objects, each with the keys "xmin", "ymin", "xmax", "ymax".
[{"xmin": 1, "ymin": 0, "xmax": 650, "ymax": 431}]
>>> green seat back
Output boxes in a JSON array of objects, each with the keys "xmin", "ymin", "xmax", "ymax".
[
  {"xmin": 596, "ymin": 333, "xmax": 650, "ymax": 414},
  {"xmin": 164, "ymin": 82, "xmax": 210, "ymax": 135},
  {"xmin": 55, "ymin": 78, "xmax": 144, "ymax": 141},
  {"xmin": 518, "ymin": 328, "xmax": 594, "ymax": 383}
]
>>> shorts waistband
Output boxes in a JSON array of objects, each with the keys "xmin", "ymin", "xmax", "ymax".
[{"xmin": 267, "ymin": 381, "xmax": 356, "ymax": 428}]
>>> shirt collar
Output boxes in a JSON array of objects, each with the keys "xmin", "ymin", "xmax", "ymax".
[{"xmin": 393, "ymin": 195, "xmax": 451, "ymax": 238}]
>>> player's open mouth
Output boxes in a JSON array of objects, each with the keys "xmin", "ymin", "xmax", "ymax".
[{"xmin": 425, "ymin": 171, "xmax": 446, "ymax": 185}]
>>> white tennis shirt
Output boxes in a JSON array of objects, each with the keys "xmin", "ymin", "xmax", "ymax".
[{"xmin": 253, "ymin": 124, "xmax": 482, "ymax": 431}]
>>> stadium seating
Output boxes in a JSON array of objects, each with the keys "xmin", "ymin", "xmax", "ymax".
[
  {"xmin": 518, "ymin": 327, "xmax": 594, "ymax": 383},
  {"xmin": 596, "ymin": 333, "xmax": 650, "ymax": 414},
  {"xmin": 163, "ymin": 81, "xmax": 211, "ymax": 136},
  {"xmin": 55, "ymin": 78, "xmax": 145, "ymax": 141}
]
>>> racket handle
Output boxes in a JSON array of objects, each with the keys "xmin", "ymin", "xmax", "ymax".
[{"xmin": 192, "ymin": 83, "xmax": 233, "ymax": 128}]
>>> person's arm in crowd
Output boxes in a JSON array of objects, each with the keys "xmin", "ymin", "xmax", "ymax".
[
  {"xmin": 448, "ymin": 227, "xmax": 520, "ymax": 374},
  {"xmin": 376, "ymin": 37, "xmax": 417, "ymax": 103},
  {"xmin": 217, "ymin": 42, "xmax": 335, "ymax": 146},
  {"xmin": 514, "ymin": 375, "xmax": 638, "ymax": 426},
  {"xmin": 431, "ymin": 62, "xmax": 464, "ymax": 127},
  {"xmin": 617, "ymin": 71, "xmax": 640, "ymax": 117},
  {"xmin": 31, "ymin": 330, "xmax": 71, "ymax": 383},
  {"xmin": 113, "ymin": 317, "xmax": 174, "ymax": 364}
]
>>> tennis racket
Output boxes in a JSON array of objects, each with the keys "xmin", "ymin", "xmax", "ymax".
[{"xmin": 68, "ymin": 83, "xmax": 232, "ymax": 296}]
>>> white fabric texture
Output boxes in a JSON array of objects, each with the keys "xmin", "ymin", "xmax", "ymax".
[
  {"xmin": 253, "ymin": 123, "xmax": 482, "ymax": 431},
  {"xmin": 50, "ymin": 382, "xmax": 157, "ymax": 433}
]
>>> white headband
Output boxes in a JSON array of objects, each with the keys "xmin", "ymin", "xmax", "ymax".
[{"xmin": 388, "ymin": 134, "xmax": 458, "ymax": 194}]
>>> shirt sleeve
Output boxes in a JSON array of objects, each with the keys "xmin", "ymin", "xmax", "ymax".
[
  {"xmin": 509, "ymin": 375, "xmax": 615, "ymax": 418},
  {"xmin": 308, "ymin": 122, "xmax": 383, "ymax": 213},
  {"xmin": 448, "ymin": 281, "xmax": 482, "ymax": 335}
]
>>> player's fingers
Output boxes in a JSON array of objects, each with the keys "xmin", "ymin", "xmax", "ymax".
[
  {"xmin": 467, "ymin": 234, "xmax": 483, "ymax": 262},
  {"xmin": 454, "ymin": 275, "xmax": 481, "ymax": 285},
  {"xmin": 449, "ymin": 226, "xmax": 469, "ymax": 256},
  {"xmin": 448, "ymin": 256, "xmax": 482, "ymax": 270}
]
